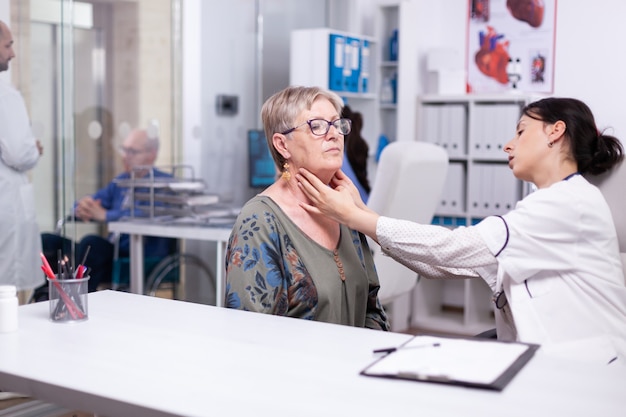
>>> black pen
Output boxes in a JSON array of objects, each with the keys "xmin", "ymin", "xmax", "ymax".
[{"xmin": 373, "ymin": 342, "xmax": 441, "ymax": 354}]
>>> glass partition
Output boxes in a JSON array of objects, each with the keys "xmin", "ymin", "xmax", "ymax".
[
  {"xmin": 6, "ymin": 0, "xmax": 327, "ymax": 298},
  {"xmin": 9, "ymin": 0, "xmax": 180, "ymax": 265}
]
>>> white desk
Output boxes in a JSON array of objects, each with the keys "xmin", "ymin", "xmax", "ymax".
[
  {"xmin": 108, "ymin": 220, "xmax": 232, "ymax": 307},
  {"xmin": 0, "ymin": 291, "xmax": 624, "ymax": 417}
]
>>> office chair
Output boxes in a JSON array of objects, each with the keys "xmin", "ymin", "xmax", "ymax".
[
  {"xmin": 585, "ymin": 159, "xmax": 626, "ymax": 279},
  {"xmin": 367, "ymin": 141, "xmax": 449, "ymax": 330}
]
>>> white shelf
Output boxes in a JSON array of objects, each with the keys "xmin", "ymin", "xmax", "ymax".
[
  {"xmin": 380, "ymin": 61, "xmax": 399, "ymax": 68},
  {"xmin": 412, "ymin": 314, "xmax": 495, "ymax": 337},
  {"xmin": 417, "ymin": 93, "xmax": 543, "ymax": 224},
  {"xmin": 410, "ymin": 93, "xmax": 543, "ymax": 335},
  {"xmin": 338, "ymin": 92, "xmax": 377, "ymax": 100},
  {"xmin": 289, "ymin": 27, "xmax": 381, "ymax": 157},
  {"xmin": 289, "ymin": 28, "xmax": 376, "ymax": 97},
  {"xmin": 419, "ymin": 92, "xmax": 540, "ymax": 103},
  {"xmin": 412, "ymin": 278, "xmax": 495, "ymax": 336},
  {"xmin": 376, "ymin": 5, "xmax": 400, "ymax": 143}
]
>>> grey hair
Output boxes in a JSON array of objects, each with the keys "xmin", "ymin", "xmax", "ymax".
[
  {"xmin": 261, "ymin": 85, "xmax": 344, "ymax": 168},
  {"xmin": 145, "ymin": 134, "xmax": 160, "ymax": 153}
]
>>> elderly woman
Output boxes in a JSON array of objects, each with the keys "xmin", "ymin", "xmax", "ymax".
[{"xmin": 225, "ymin": 86, "xmax": 389, "ymax": 331}]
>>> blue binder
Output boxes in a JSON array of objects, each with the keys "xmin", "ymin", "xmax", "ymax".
[
  {"xmin": 360, "ymin": 39, "xmax": 370, "ymax": 93},
  {"xmin": 345, "ymin": 36, "xmax": 361, "ymax": 92},
  {"xmin": 329, "ymin": 33, "xmax": 346, "ymax": 91}
]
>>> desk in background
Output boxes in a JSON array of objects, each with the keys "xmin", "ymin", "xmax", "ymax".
[
  {"xmin": 108, "ymin": 220, "xmax": 232, "ymax": 307},
  {"xmin": 0, "ymin": 291, "xmax": 624, "ymax": 417}
]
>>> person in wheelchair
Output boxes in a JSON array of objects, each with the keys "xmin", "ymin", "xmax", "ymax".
[{"xmin": 38, "ymin": 128, "xmax": 174, "ymax": 296}]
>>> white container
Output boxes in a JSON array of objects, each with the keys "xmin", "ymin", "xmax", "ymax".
[{"xmin": 0, "ymin": 285, "xmax": 18, "ymax": 333}]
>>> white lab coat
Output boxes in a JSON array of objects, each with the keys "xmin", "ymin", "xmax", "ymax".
[
  {"xmin": 0, "ymin": 80, "xmax": 44, "ymax": 290},
  {"xmin": 476, "ymin": 175, "xmax": 626, "ymax": 364},
  {"xmin": 376, "ymin": 174, "xmax": 626, "ymax": 365}
]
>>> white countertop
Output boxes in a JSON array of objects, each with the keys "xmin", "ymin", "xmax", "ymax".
[{"xmin": 0, "ymin": 291, "xmax": 624, "ymax": 417}]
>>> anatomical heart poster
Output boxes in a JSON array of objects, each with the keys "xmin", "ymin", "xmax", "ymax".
[{"xmin": 466, "ymin": 0, "xmax": 556, "ymax": 93}]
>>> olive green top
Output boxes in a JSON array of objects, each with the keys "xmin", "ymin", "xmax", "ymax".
[{"xmin": 225, "ymin": 195, "xmax": 389, "ymax": 330}]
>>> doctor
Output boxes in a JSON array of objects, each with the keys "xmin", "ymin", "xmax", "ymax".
[
  {"xmin": 297, "ymin": 97, "xmax": 626, "ymax": 365},
  {"xmin": 0, "ymin": 20, "xmax": 44, "ymax": 298}
]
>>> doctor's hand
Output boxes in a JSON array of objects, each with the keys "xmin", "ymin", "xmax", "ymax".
[
  {"xmin": 297, "ymin": 168, "xmax": 380, "ymax": 240},
  {"xmin": 36, "ymin": 140, "xmax": 43, "ymax": 156},
  {"xmin": 75, "ymin": 196, "xmax": 107, "ymax": 223},
  {"xmin": 296, "ymin": 168, "xmax": 354, "ymax": 223},
  {"xmin": 328, "ymin": 169, "xmax": 368, "ymax": 210}
]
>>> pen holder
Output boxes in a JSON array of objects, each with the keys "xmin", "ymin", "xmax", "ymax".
[{"xmin": 47, "ymin": 276, "xmax": 89, "ymax": 323}]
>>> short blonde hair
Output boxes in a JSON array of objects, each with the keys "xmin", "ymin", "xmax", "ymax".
[{"xmin": 261, "ymin": 85, "xmax": 344, "ymax": 168}]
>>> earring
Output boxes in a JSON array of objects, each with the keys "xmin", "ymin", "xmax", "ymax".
[
  {"xmin": 548, "ymin": 141, "xmax": 554, "ymax": 148},
  {"xmin": 281, "ymin": 162, "xmax": 291, "ymax": 181}
]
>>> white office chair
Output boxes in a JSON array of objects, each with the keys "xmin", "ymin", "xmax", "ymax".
[
  {"xmin": 367, "ymin": 141, "xmax": 449, "ymax": 321},
  {"xmin": 585, "ymin": 159, "xmax": 626, "ymax": 280}
]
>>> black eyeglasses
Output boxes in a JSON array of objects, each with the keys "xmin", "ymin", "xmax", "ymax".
[
  {"xmin": 281, "ymin": 118, "xmax": 352, "ymax": 136},
  {"xmin": 117, "ymin": 146, "xmax": 148, "ymax": 156}
]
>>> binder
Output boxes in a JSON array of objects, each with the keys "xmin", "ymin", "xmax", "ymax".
[
  {"xmin": 480, "ymin": 163, "xmax": 493, "ymax": 216},
  {"xmin": 492, "ymin": 163, "xmax": 521, "ymax": 214},
  {"xmin": 448, "ymin": 104, "xmax": 467, "ymax": 158},
  {"xmin": 468, "ymin": 163, "xmax": 482, "ymax": 217},
  {"xmin": 361, "ymin": 335, "xmax": 539, "ymax": 391},
  {"xmin": 438, "ymin": 162, "xmax": 464, "ymax": 215},
  {"xmin": 471, "ymin": 104, "xmax": 487, "ymax": 157},
  {"xmin": 482, "ymin": 106, "xmax": 496, "ymax": 157},
  {"xmin": 497, "ymin": 104, "xmax": 523, "ymax": 158},
  {"xmin": 439, "ymin": 105, "xmax": 451, "ymax": 153},
  {"xmin": 420, "ymin": 105, "xmax": 438, "ymax": 145},
  {"xmin": 345, "ymin": 36, "xmax": 361, "ymax": 92},
  {"xmin": 360, "ymin": 39, "xmax": 370, "ymax": 93},
  {"xmin": 329, "ymin": 33, "xmax": 345, "ymax": 91},
  {"xmin": 448, "ymin": 163, "xmax": 465, "ymax": 215}
]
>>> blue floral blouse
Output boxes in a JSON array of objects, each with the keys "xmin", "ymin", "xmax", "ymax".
[{"xmin": 225, "ymin": 195, "xmax": 389, "ymax": 330}]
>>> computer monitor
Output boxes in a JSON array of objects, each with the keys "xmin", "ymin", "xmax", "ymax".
[{"xmin": 247, "ymin": 129, "xmax": 276, "ymax": 189}]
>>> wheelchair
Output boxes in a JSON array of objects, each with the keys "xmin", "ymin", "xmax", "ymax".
[
  {"xmin": 36, "ymin": 216, "xmax": 216, "ymax": 302},
  {"xmin": 110, "ymin": 232, "xmax": 216, "ymax": 299}
]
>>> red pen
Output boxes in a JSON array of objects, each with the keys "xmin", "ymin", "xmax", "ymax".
[
  {"xmin": 40, "ymin": 252, "xmax": 55, "ymax": 278},
  {"xmin": 75, "ymin": 265, "xmax": 86, "ymax": 279}
]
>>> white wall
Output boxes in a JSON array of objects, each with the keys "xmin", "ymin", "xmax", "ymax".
[
  {"xmin": 182, "ymin": 0, "xmax": 202, "ymax": 180},
  {"xmin": 387, "ymin": 0, "xmax": 626, "ymax": 140},
  {"xmin": 184, "ymin": 0, "xmax": 328, "ymax": 207},
  {"xmin": 181, "ymin": 0, "xmax": 328, "ymax": 304},
  {"xmin": 552, "ymin": 0, "xmax": 626, "ymax": 139},
  {"xmin": 181, "ymin": 0, "xmax": 626, "ymax": 304}
]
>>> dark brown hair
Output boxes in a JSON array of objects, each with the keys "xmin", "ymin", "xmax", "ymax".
[
  {"xmin": 523, "ymin": 97, "xmax": 623, "ymax": 175},
  {"xmin": 342, "ymin": 105, "xmax": 370, "ymax": 193}
]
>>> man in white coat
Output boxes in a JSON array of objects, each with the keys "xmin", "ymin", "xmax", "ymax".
[{"xmin": 0, "ymin": 20, "xmax": 44, "ymax": 300}]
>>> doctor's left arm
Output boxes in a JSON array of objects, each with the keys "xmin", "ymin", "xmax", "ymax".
[{"xmin": 0, "ymin": 89, "xmax": 40, "ymax": 172}]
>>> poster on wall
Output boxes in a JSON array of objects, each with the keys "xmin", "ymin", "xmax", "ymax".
[{"xmin": 466, "ymin": 0, "xmax": 557, "ymax": 93}]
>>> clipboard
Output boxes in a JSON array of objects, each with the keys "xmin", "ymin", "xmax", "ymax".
[{"xmin": 361, "ymin": 335, "xmax": 539, "ymax": 391}]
